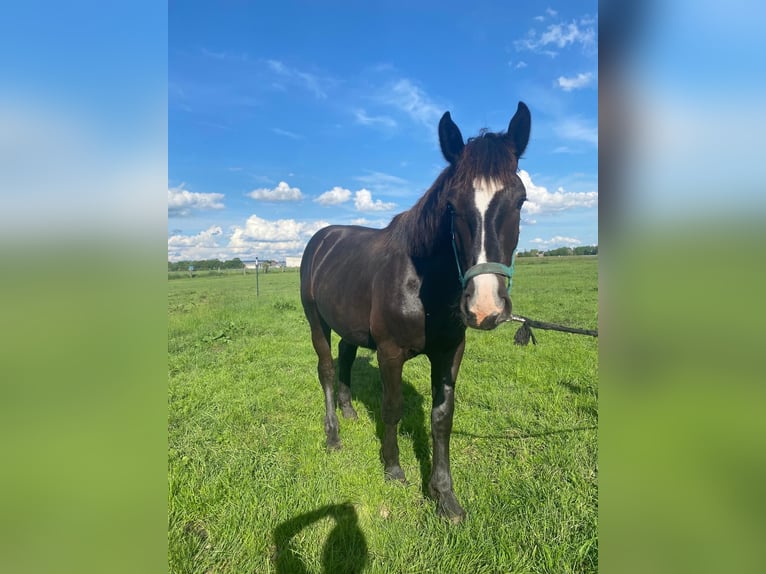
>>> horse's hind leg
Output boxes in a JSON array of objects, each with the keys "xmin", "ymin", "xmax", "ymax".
[
  {"xmin": 308, "ymin": 313, "xmax": 341, "ymax": 450},
  {"xmin": 337, "ymin": 340, "xmax": 359, "ymax": 420}
]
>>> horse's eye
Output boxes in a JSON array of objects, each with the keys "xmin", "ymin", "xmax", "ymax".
[{"xmin": 516, "ymin": 198, "xmax": 526, "ymax": 210}]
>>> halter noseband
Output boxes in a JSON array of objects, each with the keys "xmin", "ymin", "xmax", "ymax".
[{"xmin": 448, "ymin": 205, "xmax": 516, "ymax": 294}]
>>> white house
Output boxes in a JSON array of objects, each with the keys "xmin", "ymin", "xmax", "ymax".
[{"xmin": 284, "ymin": 256, "xmax": 302, "ymax": 268}]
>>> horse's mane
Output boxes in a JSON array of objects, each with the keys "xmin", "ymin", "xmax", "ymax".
[
  {"xmin": 386, "ymin": 130, "xmax": 519, "ymax": 257},
  {"xmin": 385, "ymin": 170, "xmax": 451, "ymax": 257}
]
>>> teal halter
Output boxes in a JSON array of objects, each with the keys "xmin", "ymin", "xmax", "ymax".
[{"xmin": 449, "ymin": 206, "xmax": 516, "ymax": 294}]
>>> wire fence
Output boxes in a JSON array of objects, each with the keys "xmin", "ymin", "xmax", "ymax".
[{"xmin": 168, "ymin": 266, "xmax": 301, "ymax": 280}]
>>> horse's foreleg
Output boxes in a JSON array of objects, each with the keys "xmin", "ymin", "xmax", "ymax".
[
  {"xmin": 378, "ymin": 346, "xmax": 406, "ymax": 483},
  {"xmin": 428, "ymin": 339, "xmax": 466, "ymax": 522},
  {"xmin": 337, "ymin": 340, "xmax": 359, "ymax": 420}
]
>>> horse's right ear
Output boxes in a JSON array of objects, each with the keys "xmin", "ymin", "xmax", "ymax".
[{"xmin": 439, "ymin": 111, "xmax": 465, "ymax": 165}]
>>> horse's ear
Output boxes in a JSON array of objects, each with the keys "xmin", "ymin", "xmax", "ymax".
[
  {"xmin": 507, "ymin": 101, "xmax": 531, "ymax": 159},
  {"xmin": 439, "ymin": 111, "xmax": 465, "ymax": 165}
]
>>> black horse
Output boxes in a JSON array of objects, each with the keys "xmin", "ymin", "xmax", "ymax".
[{"xmin": 300, "ymin": 102, "xmax": 531, "ymax": 521}]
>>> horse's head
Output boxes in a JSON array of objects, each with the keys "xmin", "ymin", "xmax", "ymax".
[{"xmin": 439, "ymin": 102, "xmax": 531, "ymax": 330}]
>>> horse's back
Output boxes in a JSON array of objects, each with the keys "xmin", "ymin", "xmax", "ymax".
[
  {"xmin": 300, "ymin": 225, "xmax": 388, "ymax": 347},
  {"xmin": 301, "ymin": 225, "xmax": 382, "ymax": 294}
]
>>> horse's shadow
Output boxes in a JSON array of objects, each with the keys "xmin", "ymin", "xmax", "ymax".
[
  {"xmin": 272, "ymin": 502, "xmax": 367, "ymax": 574},
  {"xmin": 341, "ymin": 354, "xmax": 433, "ymax": 496}
]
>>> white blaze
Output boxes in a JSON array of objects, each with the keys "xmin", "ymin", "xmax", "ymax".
[
  {"xmin": 472, "ymin": 177, "xmax": 503, "ymax": 263},
  {"xmin": 469, "ymin": 178, "xmax": 505, "ymax": 322}
]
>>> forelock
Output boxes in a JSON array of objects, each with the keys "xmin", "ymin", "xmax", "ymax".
[{"xmin": 452, "ymin": 132, "xmax": 518, "ymax": 192}]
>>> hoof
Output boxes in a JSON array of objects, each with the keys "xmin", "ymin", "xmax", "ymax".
[
  {"xmin": 326, "ymin": 437, "xmax": 342, "ymax": 451},
  {"xmin": 384, "ymin": 465, "xmax": 407, "ymax": 484},
  {"xmin": 432, "ymin": 489, "xmax": 466, "ymax": 523},
  {"xmin": 340, "ymin": 404, "xmax": 358, "ymax": 420}
]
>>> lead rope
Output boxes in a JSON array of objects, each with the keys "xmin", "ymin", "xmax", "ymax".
[{"xmin": 447, "ymin": 207, "xmax": 596, "ymax": 345}]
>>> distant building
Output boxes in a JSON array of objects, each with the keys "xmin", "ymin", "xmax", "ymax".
[{"xmin": 285, "ymin": 256, "xmax": 302, "ymax": 268}]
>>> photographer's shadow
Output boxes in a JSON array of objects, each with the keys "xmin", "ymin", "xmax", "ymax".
[{"xmin": 272, "ymin": 502, "xmax": 367, "ymax": 574}]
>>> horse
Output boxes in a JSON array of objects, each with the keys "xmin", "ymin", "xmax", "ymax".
[{"xmin": 299, "ymin": 102, "xmax": 531, "ymax": 522}]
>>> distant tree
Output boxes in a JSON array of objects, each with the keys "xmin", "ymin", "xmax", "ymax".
[
  {"xmin": 168, "ymin": 256, "xmax": 293, "ymax": 272},
  {"xmin": 168, "ymin": 260, "xmax": 191, "ymax": 272},
  {"xmin": 573, "ymin": 245, "xmax": 598, "ymax": 256},
  {"xmin": 223, "ymin": 257, "xmax": 243, "ymax": 269},
  {"xmin": 546, "ymin": 247, "xmax": 574, "ymax": 257}
]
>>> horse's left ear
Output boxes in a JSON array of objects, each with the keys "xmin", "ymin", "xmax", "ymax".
[
  {"xmin": 439, "ymin": 111, "xmax": 465, "ymax": 165},
  {"xmin": 507, "ymin": 101, "xmax": 531, "ymax": 159}
]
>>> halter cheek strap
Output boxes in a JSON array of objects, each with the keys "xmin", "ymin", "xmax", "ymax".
[{"xmin": 449, "ymin": 206, "xmax": 516, "ymax": 294}]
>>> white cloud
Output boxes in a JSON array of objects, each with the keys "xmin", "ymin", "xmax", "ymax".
[
  {"xmin": 546, "ymin": 8, "xmax": 558, "ymax": 17},
  {"xmin": 248, "ymin": 181, "xmax": 303, "ymax": 201},
  {"xmin": 266, "ymin": 59, "xmax": 329, "ymax": 99},
  {"xmin": 315, "ymin": 186, "xmax": 352, "ymax": 205},
  {"xmin": 530, "ymin": 236, "xmax": 582, "ymax": 248},
  {"xmin": 555, "ymin": 117, "xmax": 598, "ymax": 146},
  {"xmin": 520, "ymin": 170, "xmax": 598, "ymax": 215},
  {"xmin": 200, "ymin": 48, "xmax": 248, "ymax": 62},
  {"xmin": 168, "ymin": 226, "xmax": 227, "ymax": 260},
  {"xmin": 316, "ymin": 183, "xmax": 400, "ymax": 210},
  {"xmin": 379, "ymin": 78, "xmax": 443, "ymax": 127},
  {"xmin": 166, "ymin": 215, "xmax": 334, "ymax": 261},
  {"xmin": 168, "ymin": 184, "xmax": 224, "ymax": 217},
  {"xmin": 228, "ymin": 214, "xmax": 330, "ymax": 259},
  {"xmin": 354, "ymin": 109, "xmax": 397, "ymax": 128},
  {"xmin": 351, "ymin": 217, "xmax": 388, "ymax": 228},
  {"xmin": 271, "ymin": 127, "xmax": 303, "ymax": 140},
  {"xmin": 557, "ymin": 72, "xmax": 595, "ymax": 91},
  {"xmin": 514, "ymin": 60, "xmax": 528, "ymax": 69},
  {"xmin": 230, "ymin": 214, "xmax": 328, "ymax": 243},
  {"xmin": 539, "ymin": 20, "xmax": 595, "ymax": 49},
  {"xmin": 515, "ymin": 18, "xmax": 596, "ymax": 56},
  {"xmin": 354, "ymin": 189, "xmax": 396, "ymax": 212}
]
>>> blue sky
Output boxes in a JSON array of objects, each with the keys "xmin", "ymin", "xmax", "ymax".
[{"xmin": 168, "ymin": 1, "xmax": 598, "ymax": 262}]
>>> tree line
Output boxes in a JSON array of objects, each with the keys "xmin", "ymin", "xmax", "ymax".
[{"xmin": 517, "ymin": 245, "xmax": 597, "ymax": 258}]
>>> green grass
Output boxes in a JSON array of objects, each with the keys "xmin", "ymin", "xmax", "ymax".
[{"xmin": 168, "ymin": 257, "xmax": 598, "ymax": 573}]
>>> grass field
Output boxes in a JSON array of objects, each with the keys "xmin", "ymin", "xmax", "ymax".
[{"xmin": 168, "ymin": 256, "xmax": 598, "ymax": 573}]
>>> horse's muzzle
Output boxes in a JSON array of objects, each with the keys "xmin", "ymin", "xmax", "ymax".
[
  {"xmin": 461, "ymin": 275, "xmax": 511, "ymax": 330},
  {"xmin": 466, "ymin": 309, "xmax": 510, "ymax": 330}
]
